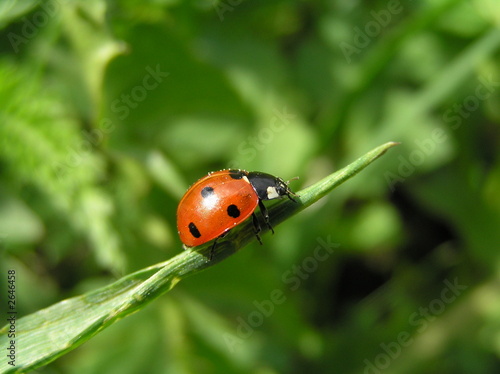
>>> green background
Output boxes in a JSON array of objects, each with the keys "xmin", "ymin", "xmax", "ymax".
[{"xmin": 1, "ymin": 0, "xmax": 500, "ymax": 373}]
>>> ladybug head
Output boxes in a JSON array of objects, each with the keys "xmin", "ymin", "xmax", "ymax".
[
  {"xmin": 272, "ymin": 176, "xmax": 299, "ymax": 202},
  {"xmin": 247, "ymin": 172, "xmax": 298, "ymax": 202}
]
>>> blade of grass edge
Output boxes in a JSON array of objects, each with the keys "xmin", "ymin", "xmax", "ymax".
[{"xmin": 0, "ymin": 141, "xmax": 399, "ymax": 373}]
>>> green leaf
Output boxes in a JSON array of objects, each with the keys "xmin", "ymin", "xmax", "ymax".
[{"xmin": 0, "ymin": 142, "xmax": 398, "ymax": 373}]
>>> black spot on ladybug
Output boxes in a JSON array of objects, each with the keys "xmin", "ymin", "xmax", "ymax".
[
  {"xmin": 228, "ymin": 170, "xmax": 245, "ymax": 180},
  {"xmin": 188, "ymin": 222, "xmax": 201, "ymax": 238},
  {"xmin": 227, "ymin": 204, "xmax": 241, "ymax": 218},
  {"xmin": 201, "ymin": 186, "xmax": 214, "ymax": 198}
]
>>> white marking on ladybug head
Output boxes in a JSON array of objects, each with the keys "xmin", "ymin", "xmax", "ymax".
[
  {"xmin": 266, "ymin": 186, "xmax": 280, "ymax": 200},
  {"xmin": 243, "ymin": 175, "xmax": 250, "ymax": 184}
]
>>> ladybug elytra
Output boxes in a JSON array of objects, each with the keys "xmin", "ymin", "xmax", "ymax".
[{"xmin": 177, "ymin": 169, "xmax": 298, "ymax": 257}]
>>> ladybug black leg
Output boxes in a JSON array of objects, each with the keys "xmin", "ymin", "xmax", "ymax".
[
  {"xmin": 209, "ymin": 232, "xmax": 228, "ymax": 260},
  {"xmin": 258, "ymin": 200, "xmax": 274, "ymax": 234},
  {"xmin": 209, "ymin": 237, "xmax": 219, "ymax": 261},
  {"xmin": 251, "ymin": 212, "xmax": 263, "ymax": 245}
]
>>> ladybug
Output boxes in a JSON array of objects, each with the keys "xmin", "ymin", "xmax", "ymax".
[{"xmin": 177, "ymin": 169, "xmax": 298, "ymax": 257}]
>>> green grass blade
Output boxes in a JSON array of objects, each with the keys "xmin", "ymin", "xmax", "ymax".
[{"xmin": 0, "ymin": 142, "xmax": 398, "ymax": 373}]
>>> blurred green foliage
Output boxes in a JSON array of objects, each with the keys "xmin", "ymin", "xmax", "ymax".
[{"xmin": 0, "ymin": 0, "xmax": 499, "ymax": 373}]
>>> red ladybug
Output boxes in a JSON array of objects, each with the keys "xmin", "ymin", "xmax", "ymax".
[{"xmin": 177, "ymin": 169, "xmax": 297, "ymax": 256}]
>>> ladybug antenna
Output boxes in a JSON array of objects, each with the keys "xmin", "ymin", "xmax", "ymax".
[{"xmin": 284, "ymin": 176, "xmax": 300, "ymax": 201}]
